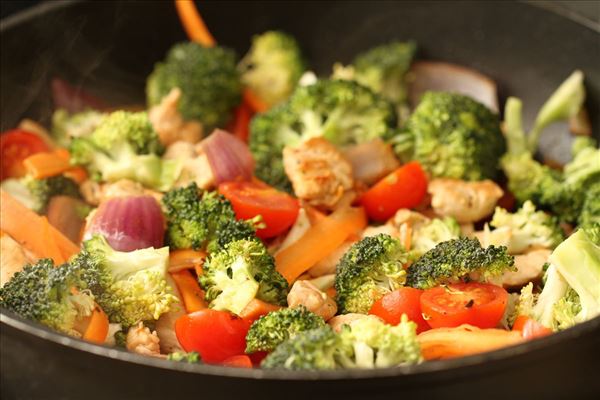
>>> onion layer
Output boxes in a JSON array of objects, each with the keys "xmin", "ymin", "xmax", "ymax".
[
  {"xmin": 202, "ymin": 129, "xmax": 254, "ymax": 184},
  {"xmin": 84, "ymin": 196, "xmax": 165, "ymax": 251}
]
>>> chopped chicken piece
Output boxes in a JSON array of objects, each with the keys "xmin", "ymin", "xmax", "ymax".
[
  {"xmin": 500, "ymin": 248, "xmax": 551, "ymax": 288},
  {"xmin": 287, "ymin": 280, "xmax": 337, "ymax": 321},
  {"xmin": 1, "ymin": 233, "xmax": 34, "ymax": 287},
  {"xmin": 342, "ymin": 139, "xmax": 400, "ymax": 185},
  {"xmin": 155, "ymin": 276, "xmax": 185, "ymax": 354},
  {"xmin": 388, "ymin": 208, "xmax": 431, "ymax": 230},
  {"xmin": 361, "ymin": 224, "xmax": 400, "ymax": 239},
  {"xmin": 80, "ymin": 179, "xmax": 163, "ymax": 206},
  {"xmin": 308, "ymin": 240, "xmax": 355, "ymax": 277},
  {"xmin": 428, "ymin": 178, "xmax": 503, "ymax": 223},
  {"xmin": 126, "ymin": 322, "xmax": 162, "ymax": 357},
  {"xmin": 163, "ymin": 140, "xmax": 215, "ymax": 190},
  {"xmin": 328, "ymin": 313, "xmax": 383, "ymax": 333},
  {"xmin": 163, "ymin": 140, "xmax": 197, "ymax": 160},
  {"xmin": 283, "ymin": 138, "xmax": 354, "ymax": 209},
  {"xmin": 149, "ymin": 88, "xmax": 203, "ymax": 146}
]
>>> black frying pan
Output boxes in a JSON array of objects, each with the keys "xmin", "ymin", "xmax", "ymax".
[{"xmin": 1, "ymin": 1, "xmax": 599, "ymax": 399}]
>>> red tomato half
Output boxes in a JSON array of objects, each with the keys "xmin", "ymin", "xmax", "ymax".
[
  {"xmin": 512, "ymin": 315, "xmax": 552, "ymax": 340},
  {"xmin": 369, "ymin": 287, "xmax": 429, "ymax": 333},
  {"xmin": 175, "ymin": 309, "xmax": 252, "ymax": 364},
  {"xmin": 420, "ymin": 283, "xmax": 508, "ymax": 329},
  {"xmin": 360, "ymin": 161, "xmax": 428, "ymax": 221},
  {"xmin": 1, "ymin": 129, "xmax": 50, "ymax": 180},
  {"xmin": 218, "ymin": 181, "xmax": 300, "ymax": 239}
]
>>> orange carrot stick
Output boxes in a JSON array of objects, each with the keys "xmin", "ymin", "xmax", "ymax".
[
  {"xmin": 83, "ymin": 305, "xmax": 109, "ymax": 344},
  {"xmin": 170, "ymin": 270, "xmax": 207, "ymax": 313},
  {"xmin": 0, "ymin": 190, "xmax": 80, "ymax": 263},
  {"xmin": 63, "ymin": 167, "xmax": 88, "ymax": 184},
  {"xmin": 23, "ymin": 149, "xmax": 72, "ymax": 179},
  {"xmin": 275, "ymin": 206, "xmax": 367, "ymax": 283},
  {"xmin": 174, "ymin": 0, "xmax": 216, "ymax": 47},
  {"xmin": 41, "ymin": 216, "xmax": 65, "ymax": 264},
  {"xmin": 239, "ymin": 299, "xmax": 281, "ymax": 321},
  {"xmin": 168, "ymin": 249, "xmax": 207, "ymax": 273}
]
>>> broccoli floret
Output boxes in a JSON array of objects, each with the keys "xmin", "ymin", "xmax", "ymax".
[
  {"xmin": 245, "ymin": 306, "xmax": 325, "ymax": 353},
  {"xmin": 23, "ymin": 175, "xmax": 81, "ymax": 214},
  {"xmin": 261, "ymin": 326, "xmax": 339, "ymax": 370},
  {"xmin": 147, "ymin": 42, "xmax": 241, "ymax": 130},
  {"xmin": 199, "ymin": 239, "xmax": 288, "ymax": 315},
  {"xmin": 579, "ymin": 182, "xmax": 600, "ymax": 227},
  {"xmin": 72, "ymin": 235, "xmax": 178, "ymax": 327},
  {"xmin": 262, "ymin": 316, "xmax": 422, "ymax": 370},
  {"xmin": 0, "ymin": 259, "xmax": 96, "ymax": 336},
  {"xmin": 161, "ymin": 183, "xmax": 256, "ymax": 251},
  {"xmin": 406, "ymin": 237, "xmax": 515, "ymax": 290},
  {"xmin": 239, "ymin": 31, "xmax": 305, "ymax": 107},
  {"xmin": 490, "ymin": 201, "xmax": 564, "ymax": 254},
  {"xmin": 334, "ymin": 234, "xmax": 408, "ymax": 314},
  {"xmin": 51, "ymin": 108, "xmax": 105, "ymax": 146},
  {"xmin": 337, "ymin": 315, "xmax": 421, "ymax": 368},
  {"xmin": 70, "ymin": 111, "xmax": 180, "ymax": 191},
  {"xmin": 393, "ymin": 91, "xmax": 505, "ymax": 181},
  {"xmin": 250, "ymin": 79, "xmax": 396, "ymax": 191},
  {"xmin": 411, "ymin": 217, "xmax": 461, "ymax": 258},
  {"xmin": 334, "ymin": 41, "xmax": 416, "ymax": 121},
  {"xmin": 167, "ymin": 351, "xmax": 202, "ymax": 364}
]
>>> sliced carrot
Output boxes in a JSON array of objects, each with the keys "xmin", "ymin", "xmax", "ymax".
[
  {"xmin": 170, "ymin": 270, "xmax": 207, "ymax": 313},
  {"xmin": 83, "ymin": 305, "xmax": 109, "ymax": 344},
  {"xmin": 168, "ymin": 249, "xmax": 207, "ymax": 273},
  {"xmin": 23, "ymin": 149, "xmax": 72, "ymax": 179},
  {"xmin": 243, "ymin": 88, "xmax": 268, "ymax": 113},
  {"xmin": 63, "ymin": 166, "xmax": 88, "ymax": 184},
  {"xmin": 304, "ymin": 204, "xmax": 326, "ymax": 225},
  {"xmin": 174, "ymin": 0, "xmax": 216, "ymax": 47},
  {"xmin": 41, "ymin": 216, "xmax": 65, "ymax": 264},
  {"xmin": 239, "ymin": 299, "xmax": 281, "ymax": 321},
  {"xmin": 194, "ymin": 264, "xmax": 204, "ymax": 277},
  {"xmin": 0, "ymin": 190, "xmax": 80, "ymax": 263},
  {"xmin": 275, "ymin": 206, "xmax": 367, "ymax": 283}
]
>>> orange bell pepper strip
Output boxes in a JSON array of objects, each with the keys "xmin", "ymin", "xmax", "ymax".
[
  {"xmin": 83, "ymin": 305, "xmax": 109, "ymax": 344},
  {"xmin": 239, "ymin": 299, "xmax": 282, "ymax": 321},
  {"xmin": 170, "ymin": 270, "xmax": 207, "ymax": 313},
  {"xmin": 275, "ymin": 206, "xmax": 367, "ymax": 283},
  {"xmin": 174, "ymin": 0, "xmax": 216, "ymax": 47},
  {"xmin": 23, "ymin": 149, "xmax": 72, "ymax": 179},
  {"xmin": 1, "ymin": 190, "xmax": 80, "ymax": 264}
]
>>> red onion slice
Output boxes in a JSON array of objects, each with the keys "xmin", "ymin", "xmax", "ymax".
[
  {"xmin": 84, "ymin": 196, "xmax": 165, "ymax": 252},
  {"xmin": 202, "ymin": 129, "xmax": 255, "ymax": 184},
  {"xmin": 409, "ymin": 61, "xmax": 499, "ymax": 112}
]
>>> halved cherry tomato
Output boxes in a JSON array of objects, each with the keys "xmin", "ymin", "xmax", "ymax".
[
  {"xmin": 360, "ymin": 161, "xmax": 428, "ymax": 221},
  {"xmin": 248, "ymin": 351, "xmax": 268, "ymax": 366},
  {"xmin": 175, "ymin": 309, "xmax": 252, "ymax": 364},
  {"xmin": 221, "ymin": 355, "xmax": 253, "ymax": 368},
  {"xmin": 369, "ymin": 287, "xmax": 429, "ymax": 333},
  {"xmin": 512, "ymin": 315, "xmax": 552, "ymax": 340},
  {"xmin": 1, "ymin": 129, "xmax": 50, "ymax": 180},
  {"xmin": 420, "ymin": 283, "xmax": 508, "ymax": 329},
  {"xmin": 218, "ymin": 181, "xmax": 300, "ymax": 239}
]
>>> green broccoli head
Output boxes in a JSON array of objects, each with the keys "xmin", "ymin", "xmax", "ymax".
[
  {"xmin": 23, "ymin": 175, "xmax": 81, "ymax": 214},
  {"xmin": 199, "ymin": 239, "xmax": 288, "ymax": 315},
  {"xmin": 245, "ymin": 306, "xmax": 326, "ymax": 353},
  {"xmin": 335, "ymin": 234, "xmax": 408, "ymax": 314},
  {"xmin": 73, "ymin": 235, "xmax": 178, "ymax": 327},
  {"xmin": 411, "ymin": 217, "xmax": 461, "ymax": 258},
  {"xmin": 51, "ymin": 108, "xmax": 105, "ymax": 146},
  {"xmin": 147, "ymin": 42, "xmax": 241, "ymax": 130},
  {"xmin": 393, "ymin": 91, "xmax": 505, "ymax": 181},
  {"xmin": 167, "ymin": 351, "xmax": 202, "ymax": 364},
  {"xmin": 69, "ymin": 111, "xmax": 180, "ymax": 191},
  {"xmin": 0, "ymin": 259, "xmax": 96, "ymax": 336},
  {"xmin": 490, "ymin": 201, "xmax": 564, "ymax": 254},
  {"xmin": 239, "ymin": 30, "xmax": 305, "ymax": 107},
  {"xmin": 351, "ymin": 41, "xmax": 416, "ymax": 107},
  {"xmin": 579, "ymin": 182, "xmax": 600, "ymax": 227},
  {"xmin": 261, "ymin": 326, "xmax": 339, "ymax": 370},
  {"xmin": 337, "ymin": 314, "xmax": 422, "ymax": 368},
  {"xmin": 250, "ymin": 79, "xmax": 397, "ymax": 191},
  {"xmin": 161, "ymin": 184, "xmax": 256, "ymax": 251},
  {"xmin": 406, "ymin": 237, "xmax": 515, "ymax": 290}
]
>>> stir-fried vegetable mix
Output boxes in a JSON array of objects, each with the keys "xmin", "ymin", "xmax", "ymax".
[{"xmin": 1, "ymin": 2, "xmax": 598, "ymax": 372}]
